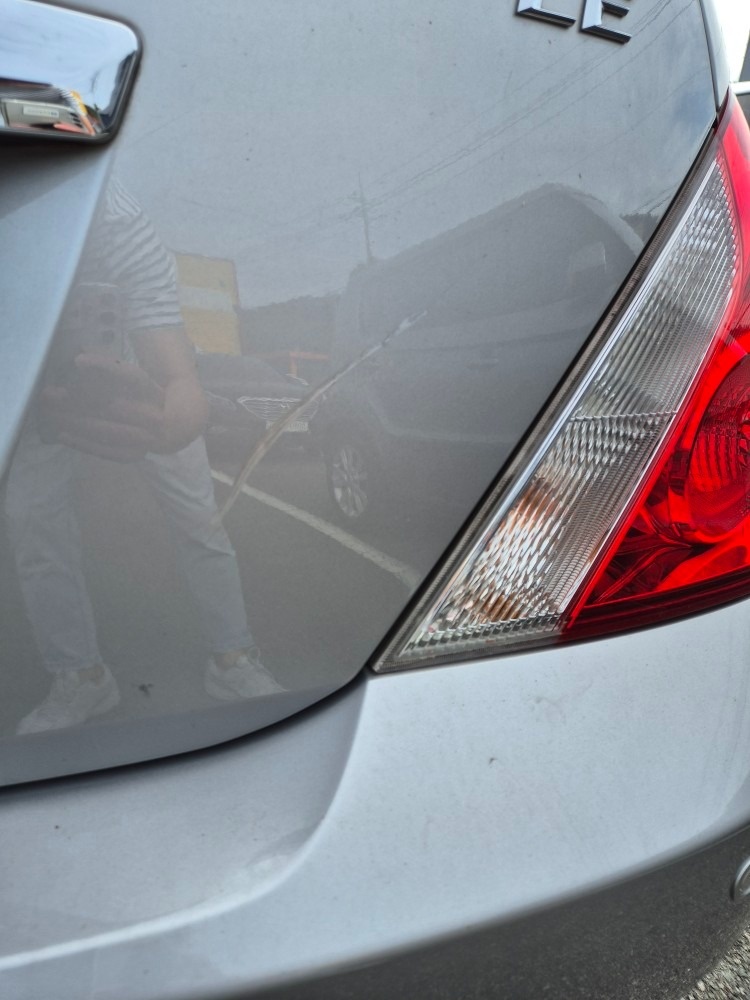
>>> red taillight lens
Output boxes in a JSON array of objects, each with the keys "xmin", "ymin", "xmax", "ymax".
[
  {"xmin": 681, "ymin": 354, "xmax": 750, "ymax": 542},
  {"xmin": 575, "ymin": 97, "xmax": 750, "ymax": 630},
  {"xmin": 377, "ymin": 95, "xmax": 750, "ymax": 673}
]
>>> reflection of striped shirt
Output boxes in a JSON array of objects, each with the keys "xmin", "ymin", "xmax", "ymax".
[{"xmin": 79, "ymin": 179, "xmax": 183, "ymax": 335}]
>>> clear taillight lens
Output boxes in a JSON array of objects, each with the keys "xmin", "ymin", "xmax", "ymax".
[{"xmin": 377, "ymin": 95, "xmax": 750, "ymax": 672}]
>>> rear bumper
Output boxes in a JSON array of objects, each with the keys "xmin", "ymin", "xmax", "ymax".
[
  {"xmin": 256, "ymin": 825, "xmax": 750, "ymax": 1000},
  {"xmin": 3, "ymin": 601, "xmax": 750, "ymax": 999}
]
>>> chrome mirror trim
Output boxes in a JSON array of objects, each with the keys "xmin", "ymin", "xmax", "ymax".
[{"xmin": 0, "ymin": 0, "xmax": 140, "ymax": 143}]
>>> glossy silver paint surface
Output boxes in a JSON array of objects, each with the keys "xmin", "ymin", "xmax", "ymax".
[
  {"xmin": 0, "ymin": 0, "xmax": 140, "ymax": 142},
  {"xmin": 0, "ymin": 0, "xmax": 719, "ymax": 783}
]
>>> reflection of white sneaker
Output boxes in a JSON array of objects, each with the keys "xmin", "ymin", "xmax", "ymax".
[
  {"xmin": 17, "ymin": 664, "xmax": 120, "ymax": 736},
  {"xmin": 205, "ymin": 652, "xmax": 285, "ymax": 701}
]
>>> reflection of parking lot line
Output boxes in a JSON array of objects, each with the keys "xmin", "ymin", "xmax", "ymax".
[{"xmin": 211, "ymin": 470, "xmax": 420, "ymax": 590}]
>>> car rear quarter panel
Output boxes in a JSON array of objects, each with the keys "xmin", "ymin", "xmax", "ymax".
[{"xmin": 0, "ymin": 0, "xmax": 722, "ymax": 780}]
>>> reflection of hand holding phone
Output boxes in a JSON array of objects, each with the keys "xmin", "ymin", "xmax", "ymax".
[
  {"xmin": 39, "ymin": 279, "xmax": 169, "ymax": 458},
  {"xmin": 39, "ymin": 282, "xmax": 127, "ymax": 444},
  {"xmin": 38, "ymin": 354, "xmax": 168, "ymax": 461}
]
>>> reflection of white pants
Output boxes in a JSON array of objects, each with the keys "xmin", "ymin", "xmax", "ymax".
[{"xmin": 4, "ymin": 429, "xmax": 253, "ymax": 674}]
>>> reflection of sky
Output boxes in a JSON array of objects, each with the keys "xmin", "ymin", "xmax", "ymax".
[
  {"xmin": 4, "ymin": 0, "xmax": 131, "ymax": 110},
  {"xmin": 113, "ymin": 0, "xmax": 713, "ymax": 309}
]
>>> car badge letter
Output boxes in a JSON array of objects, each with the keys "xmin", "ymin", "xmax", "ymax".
[{"xmin": 516, "ymin": 0, "xmax": 632, "ymax": 43}]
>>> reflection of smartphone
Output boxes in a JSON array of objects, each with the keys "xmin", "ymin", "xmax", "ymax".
[
  {"xmin": 39, "ymin": 283, "xmax": 126, "ymax": 442},
  {"xmin": 46, "ymin": 282, "xmax": 125, "ymax": 386}
]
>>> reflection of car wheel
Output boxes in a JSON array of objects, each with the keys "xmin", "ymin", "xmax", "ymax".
[{"xmin": 325, "ymin": 437, "xmax": 379, "ymax": 523}]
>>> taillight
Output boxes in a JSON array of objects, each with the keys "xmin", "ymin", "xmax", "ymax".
[
  {"xmin": 376, "ymin": 94, "xmax": 750, "ymax": 673},
  {"xmin": 575, "ymin": 96, "xmax": 750, "ymax": 632}
]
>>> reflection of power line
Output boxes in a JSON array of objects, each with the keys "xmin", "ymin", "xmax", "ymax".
[
  {"xmin": 231, "ymin": 24, "xmax": 617, "ymax": 249},
  {"xmin": 236, "ymin": 0, "xmax": 680, "ymax": 264},
  {"xmin": 373, "ymin": 72, "xmax": 690, "ymax": 237},
  {"xmin": 243, "ymin": 6, "xmax": 628, "ymax": 242},
  {"xmin": 354, "ymin": 2, "xmax": 688, "ymax": 221}
]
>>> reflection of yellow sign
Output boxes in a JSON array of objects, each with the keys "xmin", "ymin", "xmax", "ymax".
[{"xmin": 175, "ymin": 253, "xmax": 240, "ymax": 355}]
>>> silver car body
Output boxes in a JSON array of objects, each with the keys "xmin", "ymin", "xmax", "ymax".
[{"xmin": 2, "ymin": 1, "xmax": 750, "ymax": 997}]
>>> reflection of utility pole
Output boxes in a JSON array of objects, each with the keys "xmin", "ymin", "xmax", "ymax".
[{"xmin": 358, "ymin": 173, "xmax": 374, "ymax": 265}]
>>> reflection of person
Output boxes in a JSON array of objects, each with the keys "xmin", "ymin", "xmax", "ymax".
[{"xmin": 6, "ymin": 180, "xmax": 282, "ymax": 736}]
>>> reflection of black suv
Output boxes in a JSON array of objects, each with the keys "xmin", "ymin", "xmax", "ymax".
[
  {"xmin": 196, "ymin": 353, "xmax": 312, "ymax": 459},
  {"xmin": 313, "ymin": 186, "xmax": 642, "ymax": 524}
]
